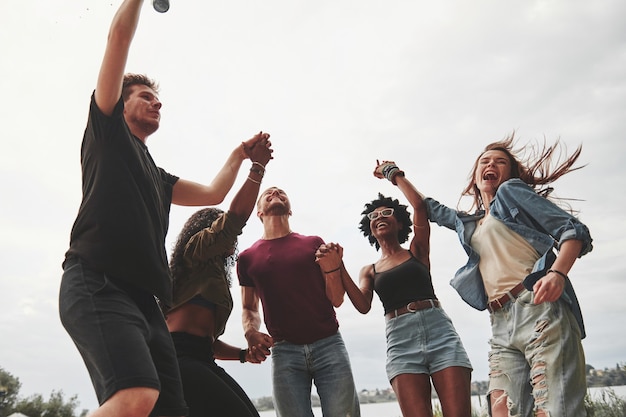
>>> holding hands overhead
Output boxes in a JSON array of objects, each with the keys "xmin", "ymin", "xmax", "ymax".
[
  {"xmin": 238, "ymin": 131, "xmax": 273, "ymax": 189},
  {"xmin": 242, "ymin": 131, "xmax": 273, "ymax": 166}
]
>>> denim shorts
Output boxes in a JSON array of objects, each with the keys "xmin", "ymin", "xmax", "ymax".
[
  {"xmin": 59, "ymin": 259, "xmax": 187, "ymax": 416},
  {"xmin": 487, "ymin": 288, "xmax": 586, "ymax": 416},
  {"xmin": 385, "ymin": 305, "xmax": 472, "ymax": 382}
]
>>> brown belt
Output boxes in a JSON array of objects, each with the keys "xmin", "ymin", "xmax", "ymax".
[
  {"xmin": 385, "ymin": 299, "xmax": 440, "ymax": 320},
  {"xmin": 487, "ymin": 282, "xmax": 526, "ymax": 313}
]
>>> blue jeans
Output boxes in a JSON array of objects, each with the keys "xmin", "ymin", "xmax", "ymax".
[
  {"xmin": 488, "ymin": 289, "xmax": 587, "ymax": 416},
  {"xmin": 271, "ymin": 332, "xmax": 360, "ymax": 417}
]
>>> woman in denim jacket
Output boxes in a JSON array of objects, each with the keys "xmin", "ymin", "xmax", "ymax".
[{"xmin": 379, "ymin": 134, "xmax": 593, "ymax": 417}]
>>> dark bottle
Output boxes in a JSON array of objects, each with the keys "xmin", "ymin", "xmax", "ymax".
[{"xmin": 153, "ymin": 0, "xmax": 169, "ymax": 13}]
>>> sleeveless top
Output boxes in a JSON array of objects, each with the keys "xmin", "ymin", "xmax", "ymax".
[{"xmin": 373, "ymin": 251, "xmax": 437, "ymax": 315}]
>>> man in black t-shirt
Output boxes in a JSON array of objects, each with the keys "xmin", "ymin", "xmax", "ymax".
[{"xmin": 59, "ymin": 1, "xmax": 270, "ymax": 416}]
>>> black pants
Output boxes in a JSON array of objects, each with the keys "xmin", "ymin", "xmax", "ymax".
[{"xmin": 171, "ymin": 332, "xmax": 260, "ymax": 417}]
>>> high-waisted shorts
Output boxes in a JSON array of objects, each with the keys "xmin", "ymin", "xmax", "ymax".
[{"xmin": 384, "ymin": 304, "xmax": 472, "ymax": 381}]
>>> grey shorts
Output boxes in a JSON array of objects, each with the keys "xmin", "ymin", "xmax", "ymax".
[
  {"xmin": 385, "ymin": 305, "xmax": 472, "ymax": 382},
  {"xmin": 59, "ymin": 259, "xmax": 187, "ymax": 416}
]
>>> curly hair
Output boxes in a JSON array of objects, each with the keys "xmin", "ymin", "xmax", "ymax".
[
  {"xmin": 122, "ymin": 73, "xmax": 160, "ymax": 101},
  {"xmin": 462, "ymin": 132, "xmax": 584, "ymax": 212},
  {"xmin": 359, "ymin": 193, "xmax": 412, "ymax": 251},
  {"xmin": 169, "ymin": 208, "xmax": 238, "ymax": 288}
]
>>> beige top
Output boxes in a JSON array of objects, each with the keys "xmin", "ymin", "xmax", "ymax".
[{"xmin": 471, "ymin": 214, "xmax": 540, "ymax": 302}]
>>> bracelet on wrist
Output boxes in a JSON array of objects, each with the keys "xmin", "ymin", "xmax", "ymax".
[
  {"xmin": 252, "ymin": 161, "xmax": 266, "ymax": 170},
  {"xmin": 247, "ymin": 176, "xmax": 262, "ymax": 184},
  {"xmin": 381, "ymin": 163, "xmax": 397, "ymax": 180},
  {"xmin": 547, "ymin": 269, "xmax": 568, "ymax": 280},
  {"xmin": 323, "ymin": 266, "xmax": 341, "ymax": 274},
  {"xmin": 381, "ymin": 163, "xmax": 405, "ymax": 185},
  {"xmin": 250, "ymin": 166, "xmax": 265, "ymax": 177},
  {"xmin": 239, "ymin": 348, "xmax": 247, "ymax": 363}
]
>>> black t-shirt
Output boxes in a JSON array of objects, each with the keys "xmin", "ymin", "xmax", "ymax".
[{"xmin": 65, "ymin": 93, "xmax": 179, "ymax": 304}]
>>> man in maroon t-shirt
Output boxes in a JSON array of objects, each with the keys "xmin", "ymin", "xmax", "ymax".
[{"xmin": 237, "ymin": 187, "xmax": 361, "ymax": 417}]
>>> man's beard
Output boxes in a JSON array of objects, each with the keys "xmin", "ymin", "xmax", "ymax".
[{"xmin": 264, "ymin": 202, "xmax": 290, "ymax": 216}]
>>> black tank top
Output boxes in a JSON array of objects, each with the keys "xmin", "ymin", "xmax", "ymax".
[{"xmin": 373, "ymin": 252, "xmax": 437, "ymax": 314}]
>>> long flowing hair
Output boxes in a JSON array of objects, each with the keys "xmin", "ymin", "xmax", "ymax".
[
  {"xmin": 169, "ymin": 208, "xmax": 237, "ymax": 288},
  {"xmin": 461, "ymin": 132, "xmax": 584, "ymax": 212}
]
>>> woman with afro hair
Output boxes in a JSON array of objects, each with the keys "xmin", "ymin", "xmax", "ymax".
[{"xmin": 316, "ymin": 161, "xmax": 472, "ymax": 417}]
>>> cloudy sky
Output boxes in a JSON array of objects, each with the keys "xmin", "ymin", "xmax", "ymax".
[{"xmin": 1, "ymin": 0, "xmax": 625, "ymax": 413}]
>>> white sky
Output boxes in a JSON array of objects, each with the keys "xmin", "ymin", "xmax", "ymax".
[{"xmin": 1, "ymin": 0, "xmax": 625, "ymax": 413}]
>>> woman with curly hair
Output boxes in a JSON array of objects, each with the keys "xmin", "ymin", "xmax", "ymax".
[
  {"xmin": 408, "ymin": 133, "xmax": 592, "ymax": 417},
  {"xmin": 316, "ymin": 169, "xmax": 472, "ymax": 417},
  {"xmin": 163, "ymin": 135, "xmax": 273, "ymax": 417}
]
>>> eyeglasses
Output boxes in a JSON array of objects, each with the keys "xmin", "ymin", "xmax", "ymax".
[{"xmin": 367, "ymin": 208, "xmax": 394, "ymax": 221}]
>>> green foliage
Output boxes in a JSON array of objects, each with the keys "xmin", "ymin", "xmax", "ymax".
[
  {"xmin": 12, "ymin": 391, "xmax": 81, "ymax": 417},
  {"xmin": 584, "ymin": 388, "xmax": 626, "ymax": 417},
  {"xmin": 0, "ymin": 367, "xmax": 86, "ymax": 417},
  {"xmin": 3, "ymin": 364, "xmax": 626, "ymax": 417},
  {"xmin": 0, "ymin": 367, "xmax": 21, "ymax": 417}
]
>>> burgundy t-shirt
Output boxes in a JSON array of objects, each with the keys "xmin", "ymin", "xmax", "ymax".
[{"xmin": 237, "ymin": 233, "xmax": 339, "ymax": 344}]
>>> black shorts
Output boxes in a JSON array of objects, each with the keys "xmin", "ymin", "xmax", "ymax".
[{"xmin": 59, "ymin": 259, "xmax": 188, "ymax": 416}]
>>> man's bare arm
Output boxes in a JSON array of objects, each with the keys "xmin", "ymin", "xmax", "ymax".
[{"xmin": 95, "ymin": 0, "xmax": 144, "ymax": 116}]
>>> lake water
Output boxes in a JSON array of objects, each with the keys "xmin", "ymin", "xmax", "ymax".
[{"xmin": 258, "ymin": 385, "xmax": 626, "ymax": 417}]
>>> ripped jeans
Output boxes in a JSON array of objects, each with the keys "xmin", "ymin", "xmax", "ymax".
[{"xmin": 487, "ymin": 289, "xmax": 587, "ymax": 417}]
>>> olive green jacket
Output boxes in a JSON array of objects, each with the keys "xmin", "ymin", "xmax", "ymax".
[{"xmin": 170, "ymin": 211, "xmax": 247, "ymax": 338}]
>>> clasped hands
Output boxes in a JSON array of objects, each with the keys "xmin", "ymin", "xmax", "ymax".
[
  {"xmin": 245, "ymin": 330, "xmax": 274, "ymax": 364},
  {"xmin": 315, "ymin": 242, "xmax": 344, "ymax": 273},
  {"xmin": 242, "ymin": 131, "xmax": 273, "ymax": 166}
]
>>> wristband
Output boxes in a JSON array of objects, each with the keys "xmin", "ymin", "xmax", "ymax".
[
  {"xmin": 381, "ymin": 163, "xmax": 405, "ymax": 185},
  {"xmin": 239, "ymin": 348, "xmax": 247, "ymax": 363},
  {"xmin": 252, "ymin": 161, "xmax": 266, "ymax": 170},
  {"xmin": 323, "ymin": 266, "xmax": 341, "ymax": 274},
  {"xmin": 547, "ymin": 269, "xmax": 568, "ymax": 280},
  {"xmin": 250, "ymin": 166, "xmax": 265, "ymax": 177}
]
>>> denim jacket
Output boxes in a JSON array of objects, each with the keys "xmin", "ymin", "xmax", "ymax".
[{"xmin": 425, "ymin": 178, "xmax": 593, "ymax": 339}]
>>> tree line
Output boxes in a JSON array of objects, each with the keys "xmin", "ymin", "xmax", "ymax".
[
  {"xmin": 2, "ymin": 363, "xmax": 625, "ymax": 417},
  {"xmin": 469, "ymin": 363, "xmax": 626, "ymax": 396}
]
